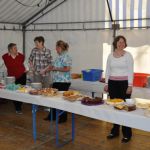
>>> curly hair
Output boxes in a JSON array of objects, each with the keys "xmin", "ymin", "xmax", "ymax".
[
  {"xmin": 56, "ymin": 40, "xmax": 69, "ymax": 51},
  {"xmin": 113, "ymin": 35, "xmax": 127, "ymax": 50}
]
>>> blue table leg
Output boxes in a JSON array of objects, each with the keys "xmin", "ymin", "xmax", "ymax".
[
  {"xmin": 32, "ymin": 106, "xmax": 75, "ymax": 145},
  {"xmin": 72, "ymin": 113, "xmax": 75, "ymax": 142},
  {"xmin": 32, "ymin": 104, "xmax": 37, "ymax": 142},
  {"xmin": 56, "ymin": 109, "xmax": 59, "ymax": 146},
  {"xmin": 55, "ymin": 109, "xmax": 75, "ymax": 147},
  {"xmin": 50, "ymin": 108, "xmax": 53, "ymax": 133},
  {"xmin": 50, "ymin": 108, "xmax": 53, "ymax": 121}
]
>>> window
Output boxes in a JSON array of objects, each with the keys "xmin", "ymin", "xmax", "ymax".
[{"xmin": 105, "ymin": 0, "xmax": 150, "ymax": 28}]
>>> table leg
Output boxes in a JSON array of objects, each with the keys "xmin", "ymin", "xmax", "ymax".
[
  {"xmin": 55, "ymin": 109, "xmax": 75, "ymax": 147},
  {"xmin": 56, "ymin": 109, "xmax": 59, "ymax": 146},
  {"xmin": 32, "ymin": 104, "xmax": 37, "ymax": 142},
  {"xmin": 50, "ymin": 108, "xmax": 54, "ymax": 133},
  {"xmin": 72, "ymin": 113, "xmax": 75, "ymax": 142},
  {"xmin": 92, "ymin": 92, "xmax": 95, "ymax": 98}
]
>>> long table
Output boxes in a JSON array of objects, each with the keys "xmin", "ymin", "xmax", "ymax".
[
  {"xmin": 0, "ymin": 89, "xmax": 150, "ymax": 134},
  {"xmin": 70, "ymin": 79, "xmax": 150, "ymax": 99},
  {"xmin": 0, "ymin": 89, "xmax": 76, "ymax": 146}
]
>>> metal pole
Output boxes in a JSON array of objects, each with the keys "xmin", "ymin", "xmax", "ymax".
[
  {"xmin": 113, "ymin": 24, "xmax": 116, "ymax": 51},
  {"xmin": 113, "ymin": 22, "xmax": 116, "ymax": 39},
  {"xmin": 106, "ymin": 0, "xmax": 116, "ymax": 48},
  {"xmin": 22, "ymin": 26, "xmax": 26, "ymax": 55},
  {"xmin": 106, "ymin": 0, "xmax": 113, "ymax": 22}
]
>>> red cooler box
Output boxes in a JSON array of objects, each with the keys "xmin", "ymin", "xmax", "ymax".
[{"xmin": 133, "ymin": 73, "xmax": 150, "ymax": 87}]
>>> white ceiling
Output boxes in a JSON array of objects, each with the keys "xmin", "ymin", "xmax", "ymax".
[{"xmin": 0, "ymin": 0, "xmax": 50, "ymax": 24}]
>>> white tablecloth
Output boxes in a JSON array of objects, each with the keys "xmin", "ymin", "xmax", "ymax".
[
  {"xmin": 70, "ymin": 79, "xmax": 150, "ymax": 99},
  {"xmin": 0, "ymin": 89, "xmax": 150, "ymax": 132}
]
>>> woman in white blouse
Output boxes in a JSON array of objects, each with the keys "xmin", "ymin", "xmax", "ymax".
[{"xmin": 104, "ymin": 35, "xmax": 134, "ymax": 143}]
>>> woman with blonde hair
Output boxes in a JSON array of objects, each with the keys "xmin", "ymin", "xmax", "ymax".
[{"xmin": 44, "ymin": 40, "xmax": 72, "ymax": 123}]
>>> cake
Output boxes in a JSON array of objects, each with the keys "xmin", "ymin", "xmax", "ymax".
[
  {"xmin": 124, "ymin": 105, "xmax": 136, "ymax": 111},
  {"xmin": 63, "ymin": 90, "xmax": 80, "ymax": 97},
  {"xmin": 81, "ymin": 97, "xmax": 104, "ymax": 105},
  {"xmin": 114, "ymin": 104, "xmax": 125, "ymax": 110}
]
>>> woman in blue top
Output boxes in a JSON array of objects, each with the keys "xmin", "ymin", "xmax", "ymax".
[{"xmin": 44, "ymin": 40, "xmax": 72, "ymax": 123}]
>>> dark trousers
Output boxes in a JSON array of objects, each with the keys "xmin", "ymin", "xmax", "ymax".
[
  {"xmin": 14, "ymin": 73, "xmax": 26, "ymax": 111},
  {"xmin": 47, "ymin": 82, "xmax": 71, "ymax": 121},
  {"xmin": 108, "ymin": 80, "xmax": 132, "ymax": 139}
]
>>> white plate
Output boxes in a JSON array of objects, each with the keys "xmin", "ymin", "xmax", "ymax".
[
  {"xmin": 125, "ymin": 98, "xmax": 136, "ymax": 105},
  {"xmin": 136, "ymin": 103, "xmax": 150, "ymax": 109}
]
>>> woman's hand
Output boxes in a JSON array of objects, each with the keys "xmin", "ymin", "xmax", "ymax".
[
  {"xmin": 52, "ymin": 66, "xmax": 71, "ymax": 72},
  {"xmin": 29, "ymin": 61, "xmax": 34, "ymax": 69},
  {"xmin": 126, "ymin": 86, "xmax": 132, "ymax": 94},
  {"xmin": 39, "ymin": 66, "xmax": 51, "ymax": 75},
  {"xmin": 40, "ymin": 69, "xmax": 46, "ymax": 75},
  {"xmin": 104, "ymin": 85, "xmax": 108, "ymax": 92},
  {"xmin": 48, "ymin": 66, "xmax": 54, "ymax": 71}
]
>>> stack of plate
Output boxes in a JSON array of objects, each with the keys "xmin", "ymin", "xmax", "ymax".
[
  {"xmin": 31, "ymin": 82, "xmax": 42, "ymax": 89},
  {"xmin": 5, "ymin": 76, "xmax": 15, "ymax": 85}
]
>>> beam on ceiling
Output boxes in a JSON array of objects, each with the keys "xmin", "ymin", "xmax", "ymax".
[
  {"xmin": 25, "ymin": 0, "xmax": 67, "ymax": 28},
  {"xmin": 106, "ymin": 0, "xmax": 116, "ymax": 43},
  {"xmin": 32, "ymin": 18, "xmax": 150, "ymax": 25},
  {"xmin": 106, "ymin": 0, "xmax": 113, "ymax": 22},
  {"xmin": 26, "ymin": 0, "xmax": 67, "ymax": 27},
  {"xmin": 33, "ymin": 20, "xmax": 111, "ymax": 25},
  {"xmin": 0, "ymin": 28, "xmax": 22, "ymax": 31},
  {"xmin": 0, "ymin": 22, "xmax": 22, "ymax": 25},
  {"xmin": 22, "ymin": 0, "xmax": 57, "ymax": 26},
  {"xmin": 25, "ymin": 26, "xmax": 150, "ymax": 32}
]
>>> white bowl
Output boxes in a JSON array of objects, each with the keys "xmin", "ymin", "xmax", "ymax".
[
  {"xmin": 5, "ymin": 76, "xmax": 15, "ymax": 85},
  {"xmin": 125, "ymin": 99, "xmax": 136, "ymax": 106},
  {"xmin": 31, "ymin": 82, "xmax": 42, "ymax": 89}
]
